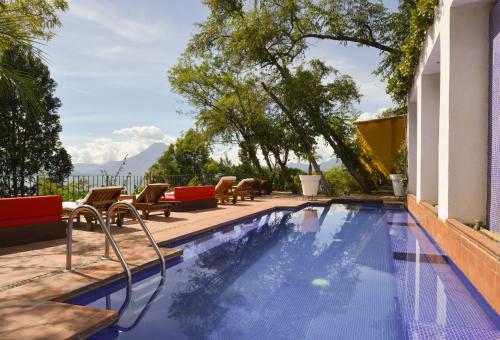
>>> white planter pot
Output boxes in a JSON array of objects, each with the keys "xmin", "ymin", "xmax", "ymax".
[
  {"xmin": 390, "ymin": 174, "xmax": 406, "ymax": 197},
  {"xmin": 299, "ymin": 175, "xmax": 321, "ymax": 197}
]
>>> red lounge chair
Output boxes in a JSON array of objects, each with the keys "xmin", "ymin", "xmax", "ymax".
[
  {"xmin": 0, "ymin": 195, "xmax": 66, "ymax": 248},
  {"xmin": 161, "ymin": 185, "xmax": 217, "ymax": 211}
]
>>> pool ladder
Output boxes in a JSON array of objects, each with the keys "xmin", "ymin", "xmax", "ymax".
[{"xmin": 65, "ymin": 202, "xmax": 166, "ymax": 290}]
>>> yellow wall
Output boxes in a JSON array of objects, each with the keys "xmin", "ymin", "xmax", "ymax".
[{"xmin": 355, "ymin": 115, "xmax": 407, "ymax": 179}]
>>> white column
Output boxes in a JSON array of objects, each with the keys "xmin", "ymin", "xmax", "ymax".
[
  {"xmin": 407, "ymin": 101, "xmax": 417, "ymax": 195},
  {"xmin": 417, "ymin": 74, "xmax": 440, "ymax": 204},
  {"xmin": 438, "ymin": 3, "xmax": 492, "ymax": 223}
]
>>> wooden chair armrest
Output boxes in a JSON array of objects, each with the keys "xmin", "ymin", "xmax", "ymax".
[{"xmin": 119, "ymin": 194, "xmax": 136, "ymax": 202}]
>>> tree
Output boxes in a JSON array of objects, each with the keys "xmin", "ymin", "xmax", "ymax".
[
  {"xmin": 0, "ymin": 46, "xmax": 72, "ymax": 196},
  {"xmin": 148, "ymin": 144, "xmax": 180, "ymax": 178},
  {"xmin": 147, "ymin": 129, "xmax": 212, "ymax": 179},
  {"xmin": 169, "ymin": 56, "xmax": 293, "ymax": 179},
  {"xmin": 175, "ymin": 129, "xmax": 212, "ymax": 175},
  {"xmin": 183, "ymin": 0, "xmax": 394, "ymax": 192},
  {"xmin": 0, "ymin": 0, "xmax": 68, "ymax": 110}
]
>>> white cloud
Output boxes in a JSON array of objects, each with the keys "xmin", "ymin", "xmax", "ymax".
[
  {"xmin": 67, "ymin": 126, "xmax": 175, "ymax": 164},
  {"xmin": 113, "ymin": 126, "xmax": 168, "ymax": 141},
  {"xmin": 356, "ymin": 108, "xmax": 388, "ymax": 122},
  {"xmin": 211, "ymin": 144, "xmax": 240, "ymax": 164},
  {"xmin": 69, "ymin": 0, "xmax": 168, "ymax": 42}
]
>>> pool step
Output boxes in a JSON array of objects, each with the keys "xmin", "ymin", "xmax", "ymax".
[{"xmin": 0, "ymin": 299, "xmax": 117, "ymax": 340}]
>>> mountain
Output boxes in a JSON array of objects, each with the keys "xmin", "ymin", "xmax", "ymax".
[
  {"xmin": 72, "ymin": 143, "xmax": 168, "ymax": 175},
  {"xmin": 287, "ymin": 158, "xmax": 342, "ymax": 172}
]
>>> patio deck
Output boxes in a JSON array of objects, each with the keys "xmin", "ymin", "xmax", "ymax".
[{"xmin": 0, "ymin": 193, "xmax": 346, "ymax": 339}]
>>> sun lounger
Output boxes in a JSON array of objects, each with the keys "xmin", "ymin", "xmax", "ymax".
[
  {"xmin": 215, "ymin": 176, "xmax": 237, "ymax": 204},
  {"xmin": 62, "ymin": 186, "xmax": 123, "ymax": 230},
  {"xmin": 120, "ymin": 183, "xmax": 172, "ymax": 219},
  {"xmin": 231, "ymin": 178, "xmax": 256, "ymax": 201}
]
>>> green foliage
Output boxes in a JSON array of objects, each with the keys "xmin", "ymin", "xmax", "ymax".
[
  {"xmin": 170, "ymin": 0, "xmax": 437, "ymax": 192},
  {"xmin": 385, "ymin": 0, "xmax": 439, "ymax": 103},
  {"xmin": 0, "ymin": 1, "xmax": 68, "ymax": 112},
  {"xmin": 377, "ymin": 106, "xmax": 407, "ymax": 118},
  {"xmin": 0, "ymin": 45, "xmax": 72, "ymax": 197},
  {"xmin": 183, "ymin": 0, "xmax": 392, "ymax": 192},
  {"xmin": 188, "ymin": 176, "xmax": 202, "ymax": 186},
  {"xmin": 175, "ymin": 129, "xmax": 212, "ymax": 174},
  {"xmin": 324, "ymin": 168, "xmax": 360, "ymax": 196},
  {"xmin": 393, "ymin": 141, "xmax": 408, "ymax": 184},
  {"xmin": 1, "ymin": 0, "xmax": 68, "ymax": 42},
  {"xmin": 147, "ymin": 128, "xmax": 212, "ymax": 178},
  {"xmin": 37, "ymin": 176, "xmax": 88, "ymax": 201}
]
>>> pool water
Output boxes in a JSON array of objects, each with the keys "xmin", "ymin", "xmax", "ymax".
[{"xmin": 69, "ymin": 204, "xmax": 500, "ymax": 339}]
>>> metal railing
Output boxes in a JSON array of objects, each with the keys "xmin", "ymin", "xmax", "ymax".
[
  {"xmin": 65, "ymin": 205, "xmax": 133, "ymax": 290},
  {"xmin": 31, "ymin": 174, "xmax": 216, "ymax": 201},
  {"xmin": 106, "ymin": 201, "xmax": 165, "ymax": 275},
  {"xmin": 65, "ymin": 202, "xmax": 166, "ymax": 293}
]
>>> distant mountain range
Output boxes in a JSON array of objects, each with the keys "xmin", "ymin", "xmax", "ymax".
[
  {"xmin": 72, "ymin": 142, "xmax": 341, "ymax": 176},
  {"xmin": 287, "ymin": 158, "xmax": 342, "ymax": 172},
  {"xmin": 72, "ymin": 143, "xmax": 168, "ymax": 176}
]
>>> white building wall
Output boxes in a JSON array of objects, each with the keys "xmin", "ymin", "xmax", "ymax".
[
  {"xmin": 409, "ymin": 0, "xmax": 494, "ymax": 224},
  {"xmin": 417, "ymin": 74, "xmax": 440, "ymax": 205},
  {"xmin": 438, "ymin": 3, "xmax": 491, "ymax": 223},
  {"xmin": 407, "ymin": 102, "xmax": 418, "ymax": 195}
]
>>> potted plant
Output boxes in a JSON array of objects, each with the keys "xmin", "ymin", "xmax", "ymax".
[
  {"xmin": 390, "ymin": 142, "xmax": 408, "ymax": 197},
  {"xmin": 299, "ymin": 161, "xmax": 321, "ymax": 198},
  {"xmin": 299, "ymin": 174, "xmax": 321, "ymax": 197}
]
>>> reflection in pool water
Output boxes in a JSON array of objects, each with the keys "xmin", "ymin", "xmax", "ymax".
[{"xmin": 69, "ymin": 204, "xmax": 500, "ymax": 340}]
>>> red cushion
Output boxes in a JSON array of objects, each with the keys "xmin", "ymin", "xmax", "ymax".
[
  {"xmin": 162, "ymin": 193, "xmax": 175, "ymax": 201},
  {"xmin": 161, "ymin": 186, "xmax": 215, "ymax": 202},
  {"xmin": 0, "ymin": 195, "xmax": 62, "ymax": 228},
  {"xmin": 0, "ymin": 215, "xmax": 61, "ymax": 228}
]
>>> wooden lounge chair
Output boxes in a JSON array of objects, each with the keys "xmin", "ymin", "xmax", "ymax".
[
  {"xmin": 215, "ymin": 176, "xmax": 237, "ymax": 204},
  {"xmin": 231, "ymin": 178, "xmax": 256, "ymax": 201},
  {"xmin": 120, "ymin": 183, "xmax": 172, "ymax": 219},
  {"xmin": 62, "ymin": 186, "xmax": 123, "ymax": 230}
]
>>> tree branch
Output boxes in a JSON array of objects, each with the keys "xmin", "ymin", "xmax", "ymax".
[{"xmin": 294, "ymin": 33, "xmax": 399, "ymax": 54}]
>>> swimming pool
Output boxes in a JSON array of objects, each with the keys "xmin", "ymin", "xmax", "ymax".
[{"xmin": 69, "ymin": 203, "xmax": 500, "ymax": 339}]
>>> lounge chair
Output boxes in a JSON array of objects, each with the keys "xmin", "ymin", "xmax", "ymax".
[
  {"xmin": 120, "ymin": 183, "xmax": 172, "ymax": 219},
  {"xmin": 231, "ymin": 178, "xmax": 256, "ymax": 201},
  {"xmin": 62, "ymin": 186, "xmax": 123, "ymax": 230},
  {"xmin": 215, "ymin": 176, "xmax": 237, "ymax": 204}
]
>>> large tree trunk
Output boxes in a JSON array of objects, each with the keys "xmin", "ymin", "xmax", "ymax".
[
  {"xmin": 240, "ymin": 141, "xmax": 263, "ymax": 176},
  {"xmin": 260, "ymin": 145, "xmax": 274, "ymax": 170},
  {"xmin": 319, "ymin": 130, "xmax": 377, "ymax": 192}
]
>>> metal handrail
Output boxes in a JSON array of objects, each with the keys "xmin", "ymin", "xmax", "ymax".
[
  {"xmin": 105, "ymin": 276, "xmax": 165, "ymax": 332},
  {"xmin": 106, "ymin": 201, "xmax": 166, "ymax": 275},
  {"xmin": 65, "ymin": 205, "xmax": 132, "ymax": 290}
]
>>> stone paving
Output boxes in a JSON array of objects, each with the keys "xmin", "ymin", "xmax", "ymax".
[{"xmin": 0, "ymin": 193, "xmax": 338, "ymax": 339}]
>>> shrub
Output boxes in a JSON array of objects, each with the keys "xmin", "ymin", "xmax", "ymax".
[
  {"xmin": 188, "ymin": 176, "xmax": 202, "ymax": 186},
  {"xmin": 324, "ymin": 168, "xmax": 360, "ymax": 196}
]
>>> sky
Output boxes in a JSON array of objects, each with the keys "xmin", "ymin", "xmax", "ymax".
[{"xmin": 44, "ymin": 0, "xmax": 398, "ymax": 165}]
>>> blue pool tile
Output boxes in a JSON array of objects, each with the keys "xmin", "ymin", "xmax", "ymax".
[
  {"xmin": 73, "ymin": 204, "xmax": 498, "ymax": 340},
  {"xmin": 406, "ymin": 320, "xmax": 500, "ymax": 340}
]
